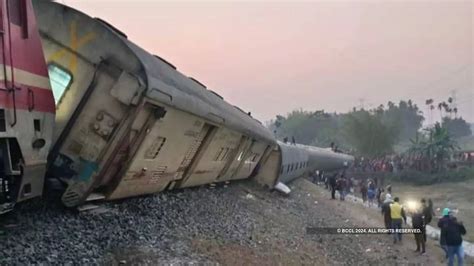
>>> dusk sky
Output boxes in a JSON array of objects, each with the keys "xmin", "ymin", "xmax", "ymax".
[{"xmin": 63, "ymin": 0, "xmax": 473, "ymax": 123}]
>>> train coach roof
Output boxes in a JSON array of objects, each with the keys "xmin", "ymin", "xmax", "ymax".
[{"xmin": 120, "ymin": 39, "xmax": 275, "ymax": 142}]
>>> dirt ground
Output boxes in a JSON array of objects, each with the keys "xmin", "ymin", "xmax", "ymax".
[
  {"xmin": 189, "ymin": 179, "xmax": 470, "ymax": 265},
  {"xmin": 387, "ymin": 179, "xmax": 474, "ymax": 242}
]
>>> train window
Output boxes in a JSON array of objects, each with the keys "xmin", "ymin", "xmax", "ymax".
[
  {"xmin": 237, "ymin": 151, "xmax": 244, "ymax": 161},
  {"xmin": 251, "ymin": 153, "xmax": 259, "ymax": 162},
  {"xmin": 48, "ymin": 64, "xmax": 72, "ymax": 105},
  {"xmin": 287, "ymin": 165, "xmax": 290, "ymax": 173},
  {"xmin": 34, "ymin": 119, "xmax": 40, "ymax": 132},
  {"xmin": 214, "ymin": 148, "xmax": 224, "ymax": 161},
  {"xmin": 144, "ymin": 136, "xmax": 166, "ymax": 159},
  {"xmin": 220, "ymin": 148, "xmax": 230, "ymax": 161},
  {"xmin": 0, "ymin": 109, "xmax": 5, "ymax": 132},
  {"xmin": 8, "ymin": 0, "xmax": 29, "ymax": 38},
  {"xmin": 223, "ymin": 148, "xmax": 233, "ymax": 160}
]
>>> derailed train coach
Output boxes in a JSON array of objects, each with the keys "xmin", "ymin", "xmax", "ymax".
[
  {"xmin": 34, "ymin": 0, "xmax": 276, "ymax": 207},
  {"xmin": 254, "ymin": 142, "xmax": 353, "ymax": 193},
  {"xmin": 34, "ymin": 1, "xmax": 353, "ymax": 207},
  {"xmin": 0, "ymin": 1, "xmax": 354, "ymax": 209}
]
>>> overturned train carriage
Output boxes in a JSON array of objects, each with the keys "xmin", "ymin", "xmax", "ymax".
[
  {"xmin": 254, "ymin": 142, "xmax": 353, "ymax": 192},
  {"xmin": 35, "ymin": 1, "xmax": 275, "ymax": 207},
  {"xmin": 30, "ymin": 1, "xmax": 353, "ymax": 208}
]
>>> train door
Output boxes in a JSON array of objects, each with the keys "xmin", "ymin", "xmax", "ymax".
[
  {"xmin": 53, "ymin": 63, "xmax": 142, "ymax": 207},
  {"xmin": 170, "ymin": 123, "xmax": 216, "ymax": 189},
  {"xmin": 174, "ymin": 124, "xmax": 215, "ymax": 179},
  {"xmin": 95, "ymin": 103, "xmax": 163, "ymax": 191},
  {"xmin": 216, "ymin": 136, "xmax": 253, "ymax": 181}
]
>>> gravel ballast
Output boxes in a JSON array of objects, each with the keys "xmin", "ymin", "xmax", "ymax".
[{"xmin": 0, "ymin": 179, "xmax": 450, "ymax": 265}]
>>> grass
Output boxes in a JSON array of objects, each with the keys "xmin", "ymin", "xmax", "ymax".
[
  {"xmin": 384, "ymin": 167, "xmax": 474, "ymax": 186},
  {"xmin": 388, "ymin": 178, "xmax": 474, "ymax": 242}
]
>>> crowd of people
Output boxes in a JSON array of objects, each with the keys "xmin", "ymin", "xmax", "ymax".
[
  {"xmin": 312, "ymin": 171, "xmax": 468, "ymax": 266},
  {"xmin": 352, "ymin": 152, "xmax": 473, "ymax": 173}
]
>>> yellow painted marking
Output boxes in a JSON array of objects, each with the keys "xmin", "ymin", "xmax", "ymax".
[{"xmin": 48, "ymin": 21, "xmax": 96, "ymax": 75}]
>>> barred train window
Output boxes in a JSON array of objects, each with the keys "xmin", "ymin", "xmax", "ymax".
[{"xmin": 48, "ymin": 64, "xmax": 72, "ymax": 105}]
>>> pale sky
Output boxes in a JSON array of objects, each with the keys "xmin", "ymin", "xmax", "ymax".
[{"xmin": 62, "ymin": 0, "xmax": 473, "ymax": 123}]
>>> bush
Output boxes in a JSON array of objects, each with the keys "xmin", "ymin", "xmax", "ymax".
[{"xmin": 385, "ymin": 167, "xmax": 474, "ymax": 186}]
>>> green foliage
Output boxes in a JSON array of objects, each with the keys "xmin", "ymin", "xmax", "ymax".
[
  {"xmin": 442, "ymin": 117, "xmax": 472, "ymax": 138},
  {"xmin": 343, "ymin": 110, "xmax": 398, "ymax": 157},
  {"xmin": 408, "ymin": 123, "xmax": 459, "ymax": 161},
  {"xmin": 270, "ymin": 100, "xmax": 423, "ymax": 156},
  {"xmin": 385, "ymin": 167, "xmax": 474, "ymax": 186},
  {"xmin": 382, "ymin": 100, "xmax": 424, "ymax": 142},
  {"xmin": 408, "ymin": 123, "xmax": 460, "ymax": 171}
]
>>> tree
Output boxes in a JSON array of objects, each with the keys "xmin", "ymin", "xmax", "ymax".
[
  {"xmin": 408, "ymin": 123, "xmax": 459, "ymax": 172},
  {"xmin": 381, "ymin": 100, "xmax": 424, "ymax": 142},
  {"xmin": 343, "ymin": 110, "xmax": 398, "ymax": 157},
  {"xmin": 442, "ymin": 117, "xmax": 472, "ymax": 138}
]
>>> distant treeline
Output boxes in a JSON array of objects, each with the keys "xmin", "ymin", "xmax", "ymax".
[{"xmin": 268, "ymin": 100, "xmax": 472, "ymax": 158}]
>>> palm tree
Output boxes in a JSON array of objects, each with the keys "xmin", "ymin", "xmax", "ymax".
[
  {"xmin": 429, "ymin": 105, "xmax": 435, "ymax": 124},
  {"xmin": 438, "ymin": 102, "xmax": 444, "ymax": 119}
]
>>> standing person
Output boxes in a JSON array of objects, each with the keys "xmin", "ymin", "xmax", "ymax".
[
  {"xmin": 421, "ymin": 199, "xmax": 433, "ymax": 224},
  {"xmin": 338, "ymin": 177, "xmax": 346, "ymax": 201},
  {"xmin": 347, "ymin": 177, "xmax": 354, "ymax": 195},
  {"xmin": 421, "ymin": 199, "xmax": 432, "ymax": 243},
  {"xmin": 329, "ymin": 173, "xmax": 337, "ymax": 200},
  {"xmin": 412, "ymin": 206, "xmax": 426, "ymax": 254},
  {"xmin": 367, "ymin": 181, "xmax": 376, "ymax": 207},
  {"xmin": 390, "ymin": 197, "xmax": 407, "ymax": 243},
  {"xmin": 312, "ymin": 170, "xmax": 318, "ymax": 184},
  {"xmin": 381, "ymin": 194, "xmax": 393, "ymax": 231},
  {"xmin": 428, "ymin": 199, "xmax": 435, "ymax": 218},
  {"xmin": 439, "ymin": 210, "xmax": 467, "ymax": 266},
  {"xmin": 360, "ymin": 180, "xmax": 368, "ymax": 203},
  {"xmin": 376, "ymin": 187, "xmax": 384, "ymax": 208},
  {"xmin": 438, "ymin": 208, "xmax": 451, "ymax": 260}
]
